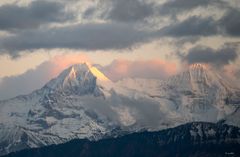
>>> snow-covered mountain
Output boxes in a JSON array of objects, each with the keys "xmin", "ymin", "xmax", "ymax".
[
  {"xmin": 0, "ymin": 64, "xmax": 115, "ymax": 155},
  {"xmin": 0, "ymin": 63, "xmax": 239, "ymax": 156}
]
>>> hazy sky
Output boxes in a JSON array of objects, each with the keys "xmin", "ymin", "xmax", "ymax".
[{"xmin": 0, "ymin": 0, "xmax": 240, "ymax": 100}]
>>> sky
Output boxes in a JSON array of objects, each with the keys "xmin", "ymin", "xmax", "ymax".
[{"xmin": 0, "ymin": 0, "xmax": 240, "ymax": 100}]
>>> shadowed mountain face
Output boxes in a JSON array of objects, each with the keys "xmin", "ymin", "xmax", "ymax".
[
  {"xmin": 3, "ymin": 122, "xmax": 240, "ymax": 157},
  {"xmin": 0, "ymin": 63, "xmax": 239, "ymax": 156}
]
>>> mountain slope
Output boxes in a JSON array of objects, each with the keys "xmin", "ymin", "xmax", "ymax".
[
  {"xmin": 0, "ymin": 63, "xmax": 239, "ymax": 156},
  {"xmin": 4, "ymin": 122, "xmax": 240, "ymax": 157}
]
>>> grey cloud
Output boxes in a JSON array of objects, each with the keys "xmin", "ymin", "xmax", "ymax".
[
  {"xmin": 0, "ymin": 16, "xmax": 225, "ymax": 55},
  {"xmin": 105, "ymin": 0, "xmax": 154, "ymax": 22},
  {"xmin": 219, "ymin": 9, "xmax": 240, "ymax": 36},
  {"xmin": 0, "ymin": 13, "xmax": 237, "ymax": 55},
  {"xmin": 183, "ymin": 45, "xmax": 239, "ymax": 66},
  {"xmin": 160, "ymin": 16, "xmax": 218, "ymax": 37},
  {"xmin": 0, "ymin": 23, "xmax": 153, "ymax": 56},
  {"xmin": 82, "ymin": 0, "xmax": 239, "ymax": 39},
  {"xmin": 0, "ymin": 1, "xmax": 239, "ymax": 54},
  {"xmin": 83, "ymin": 7, "xmax": 97, "ymax": 19},
  {"xmin": 87, "ymin": 0, "xmax": 226, "ymax": 22},
  {"xmin": 159, "ymin": 0, "xmax": 226, "ymax": 17},
  {"xmin": 159, "ymin": 8, "xmax": 240, "ymax": 37},
  {"xmin": 0, "ymin": 1, "xmax": 73, "ymax": 31}
]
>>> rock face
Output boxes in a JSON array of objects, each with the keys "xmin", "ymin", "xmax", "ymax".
[
  {"xmin": 3, "ymin": 122, "xmax": 240, "ymax": 157},
  {"xmin": 0, "ymin": 63, "xmax": 239, "ymax": 156}
]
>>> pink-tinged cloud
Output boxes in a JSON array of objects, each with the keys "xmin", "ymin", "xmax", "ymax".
[
  {"xmin": 0, "ymin": 56, "xmax": 176, "ymax": 100},
  {"xmin": 0, "ymin": 53, "xmax": 90, "ymax": 100},
  {"xmin": 101, "ymin": 59, "xmax": 177, "ymax": 81},
  {"xmin": 49, "ymin": 53, "xmax": 91, "ymax": 77}
]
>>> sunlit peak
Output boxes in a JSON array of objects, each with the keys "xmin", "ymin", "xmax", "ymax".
[{"xmin": 89, "ymin": 66, "xmax": 110, "ymax": 82}]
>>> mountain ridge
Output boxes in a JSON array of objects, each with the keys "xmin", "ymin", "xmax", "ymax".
[
  {"xmin": 0, "ymin": 63, "xmax": 239, "ymax": 156},
  {"xmin": 3, "ymin": 122, "xmax": 240, "ymax": 157}
]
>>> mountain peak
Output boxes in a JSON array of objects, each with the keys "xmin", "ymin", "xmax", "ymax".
[
  {"xmin": 166, "ymin": 62, "xmax": 233, "ymax": 95},
  {"xmin": 65, "ymin": 63, "xmax": 89, "ymax": 80},
  {"xmin": 55, "ymin": 63, "xmax": 110, "ymax": 84},
  {"xmin": 189, "ymin": 63, "xmax": 208, "ymax": 71},
  {"xmin": 66, "ymin": 63, "xmax": 110, "ymax": 82},
  {"xmin": 43, "ymin": 63, "xmax": 109, "ymax": 96},
  {"xmin": 187, "ymin": 63, "xmax": 211, "ymax": 81}
]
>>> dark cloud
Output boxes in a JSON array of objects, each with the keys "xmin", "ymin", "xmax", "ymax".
[
  {"xmin": 219, "ymin": 9, "xmax": 240, "ymax": 36},
  {"xmin": 105, "ymin": 0, "xmax": 154, "ymax": 22},
  {"xmin": 83, "ymin": 7, "xmax": 97, "ymax": 19},
  {"xmin": 159, "ymin": 0, "xmax": 226, "ymax": 17},
  {"xmin": 0, "ymin": 0, "xmax": 239, "ymax": 54},
  {"xmin": 159, "ymin": 7, "xmax": 240, "ymax": 37},
  {"xmin": 160, "ymin": 16, "xmax": 218, "ymax": 37},
  {"xmin": 0, "ymin": 14, "xmax": 234, "ymax": 55},
  {"xmin": 87, "ymin": 0, "xmax": 226, "ymax": 22},
  {"xmin": 0, "ymin": 23, "xmax": 153, "ymax": 56},
  {"xmin": 0, "ymin": 1, "xmax": 73, "ymax": 31},
  {"xmin": 183, "ymin": 45, "xmax": 239, "ymax": 66},
  {"xmin": 82, "ymin": 0, "xmax": 239, "ymax": 39}
]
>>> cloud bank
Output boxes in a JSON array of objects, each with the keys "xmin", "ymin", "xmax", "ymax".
[
  {"xmin": 0, "ymin": 0, "xmax": 239, "ymax": 57},
  {"xmin": 0, "ymin": 23, "xmax": 153, "ymax": 56},
  {"xmin": 0, "ymin": 1, "xmax": 73, "ymax": 31},
  {"xmin": 0, "ymin": 54, "xmax": 90, "ymax": 100},
  {"xmin": 101, "ymin": 59, "xmax": 177, "ymax": 81},
  {"xmin": 182, "ymin": 44, "xmax": 239, "ymax": 67}
]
